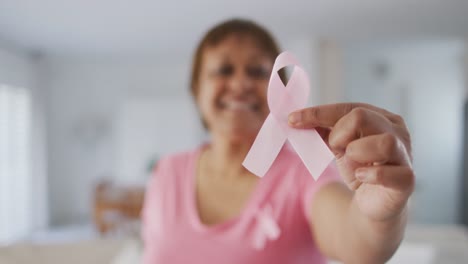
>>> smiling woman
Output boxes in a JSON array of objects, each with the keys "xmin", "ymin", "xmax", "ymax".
[
  {"xmin": 141, "ymin": 18, "xmax": 415, "ymax": 264},
  {"xmin": 195, "ymin": 35, "xmax": 272, "ymax": 141},
  {"xmin": 141, "ymin": 19, "xmax": 336, "ymax": 263},
  {"xmin": 189, "ymin": 20, "xmax": 286, "ymax": 132}
]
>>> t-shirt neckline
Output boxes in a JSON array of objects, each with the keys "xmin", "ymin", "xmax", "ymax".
[{"xmin": 186, "ymin": 144, "xmax": 271, "ymax": 234}]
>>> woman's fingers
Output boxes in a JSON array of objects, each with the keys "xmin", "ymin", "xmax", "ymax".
[
  {"xmin": 315, "ymin": 127, "xmax": 331, "ymax": 143},
  {"xmin": 287, "ymin": 102, "xmax": 414, "ymax": 195},
  {"xmin": 345, "ymin": 133, "xmax": 411, "ymax": 166},
  {"xmin": 288, "ymin": 103, "xmax": 355, "ymax": 128},
  {"xmin": 289, "ymin": 104, "xmax": 402, "ymax": 158},
  {"xmin": 355, "ymin": 165, "xmax": 415, "ymax": 192},
  {"xmin": 288, "ymin": 102, "xmax": 402, "ymax": 129},
  {"xmin": 327, "ymin": 107, "xmax": 394, "ymax": 156}
]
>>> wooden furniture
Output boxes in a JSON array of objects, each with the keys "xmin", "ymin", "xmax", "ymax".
[{"xmin": 93, "ymin": 181, "xmax": 145, "ymax": 236}]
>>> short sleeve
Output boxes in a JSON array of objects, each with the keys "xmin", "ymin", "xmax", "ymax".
[
  {"xmin": 141, "ymin": 157, "xmax": 169, "ymax": 263},
  {"xmin": 301, "ymin": 161, "xmax": 342, "ymax": 220},
  {"xmin": 140, "ymin": 150, "xmax": 193, "ymax": 264}
]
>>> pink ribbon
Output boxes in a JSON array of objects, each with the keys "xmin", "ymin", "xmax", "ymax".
[
  {"xmin": 252, "ymin": 204, "xmax": 280, "ymax": 250},
  {"xmin": 243, "ymin": 51, "xmax": 334, "ymax": 180}
]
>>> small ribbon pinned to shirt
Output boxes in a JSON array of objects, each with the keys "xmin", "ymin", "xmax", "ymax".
[
  {"xmin": 252, "ymin": 204, "xmax": 281, "ymax": 250},
  {"xmin": 243, "ymin": 51, "xmax": 334, "ymax": 180}
]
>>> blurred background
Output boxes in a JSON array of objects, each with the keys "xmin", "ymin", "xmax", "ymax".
[{"xmin": 0, "ymin": 0, "xmax": 467, "ymax": 263}]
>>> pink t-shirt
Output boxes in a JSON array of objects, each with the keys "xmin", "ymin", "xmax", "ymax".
[{"xmin": 142, "ymin": 144, "xmax": 340, "ymax": 264}]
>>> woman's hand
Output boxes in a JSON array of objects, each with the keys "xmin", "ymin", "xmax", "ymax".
[{"xmin": 289, "ymin": 103, "xmax": 414, "ymax": 221}]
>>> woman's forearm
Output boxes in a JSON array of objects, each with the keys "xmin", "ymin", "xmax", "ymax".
[{"xmin": 340, "ymin": 196, "xmax": 407, "ymax": 264}]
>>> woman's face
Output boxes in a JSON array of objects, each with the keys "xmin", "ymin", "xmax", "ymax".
[{"xmin": 196, "ymin": 34, "xmax": 273, "ymax": 142}]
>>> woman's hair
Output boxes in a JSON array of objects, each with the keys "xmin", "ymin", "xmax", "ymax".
[{"xmin": 190, "ymin": 18, "xmax": 284, "ymax": 98}]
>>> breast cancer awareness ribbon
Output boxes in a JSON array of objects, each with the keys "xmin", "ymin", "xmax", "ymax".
[
  {"xmin": 252, "ymin": 204, "xmax": 281, "ymax": 250},
  {"xmin": 243, "ymin": 51, "xmax": 334, "ymax": 180}
]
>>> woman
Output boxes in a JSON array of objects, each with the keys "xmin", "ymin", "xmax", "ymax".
[{"xmin": 142, "ymin": 19, "xmax": 414, "ymax": 263}]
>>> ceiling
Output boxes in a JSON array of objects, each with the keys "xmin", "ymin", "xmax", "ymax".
[{"xmin": 0, "ymin": 0, "xmax": 467, "ymax": 57}]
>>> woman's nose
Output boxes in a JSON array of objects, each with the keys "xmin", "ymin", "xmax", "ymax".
[{"xmin": 228, "ymin": 71, "xmax": 254, "ymax": 93}]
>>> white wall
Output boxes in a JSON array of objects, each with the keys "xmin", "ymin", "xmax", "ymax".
[
  {"xmin": 115, "ymin": 98, "xmax": 204, "ymax": 185},
  {"xmin": 0, "ymin": 45, "xmax": 48, "ymax": 233},
  {"xmin": 343, "ymin": 40, "xmax": 466, "ymax": 224},
  {"xmin": 43, "ymin": 55, "xmax": 205, "ymax": 226}
]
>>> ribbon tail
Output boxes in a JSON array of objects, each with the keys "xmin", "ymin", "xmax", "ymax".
[
  {"xmin": 252, "ymin": 227, "xmax": 266, "ymax": 250},
  {"xmin": 243, "ymin": 115, "xmax": 287, "ymax": 177},
  {"xmin": 287, "ymin": 128, "xmax": 334, "ymax": 180}
]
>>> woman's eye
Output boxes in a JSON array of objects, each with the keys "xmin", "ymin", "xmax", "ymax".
[
  {"xmin": 217, "ymin": 65, "xmax": 233, "ymax": 76},
  {"xmin": 247, "ymin": 66, "xmax": 269, "ymax": 79}
]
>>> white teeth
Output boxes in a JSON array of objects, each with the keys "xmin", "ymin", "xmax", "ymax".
[{"xmin": 223, "ymin": 101, "xmax": 255, "ymax": 111}]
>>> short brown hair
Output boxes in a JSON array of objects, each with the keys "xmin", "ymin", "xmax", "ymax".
[{"xmin": 190, "ymin": 18, "xmax": 284, "ymax": 98}]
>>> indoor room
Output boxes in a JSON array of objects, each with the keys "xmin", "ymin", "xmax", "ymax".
[{"xmin": 0, "ymin": 1, "xmax": 467, "ymax": 263}]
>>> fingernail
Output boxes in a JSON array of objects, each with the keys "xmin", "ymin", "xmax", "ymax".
[
  {"xmin": 355, "ymin": 169, "xmax": 367, "ymax": 181},
  {"xmin": 288, "ymin": 112, "xmax": 302, "ymax": 124}
]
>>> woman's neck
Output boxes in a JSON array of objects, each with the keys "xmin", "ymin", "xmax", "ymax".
[{"xmin": 203, "ymin": 134, "xmax": 254, "ymax": 178}]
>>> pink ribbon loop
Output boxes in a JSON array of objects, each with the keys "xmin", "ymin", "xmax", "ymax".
[{"xmin": 243, "ymin": 51, "xmax": 334, "ymax": 180}]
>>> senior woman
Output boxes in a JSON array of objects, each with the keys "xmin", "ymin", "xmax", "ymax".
[{"xmin": 142, "ymin": 19, "xmax": 414, "ymax": 264}]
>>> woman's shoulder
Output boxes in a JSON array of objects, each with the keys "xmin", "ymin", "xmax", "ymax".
[
  {"xmin": 155, "ymin": 146, "xmax": 201, "ymax": 172},
  {"xmin": 146, "ymin": 146, "xmax": 201, "ymax": 191}
]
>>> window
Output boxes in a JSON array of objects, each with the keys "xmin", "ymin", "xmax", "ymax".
[{"xmin": 0, "ymin": 84, "xmax": 31, "ymax": 243}]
